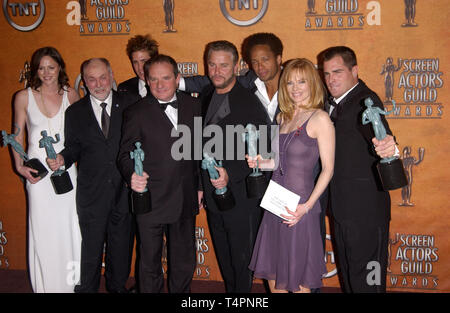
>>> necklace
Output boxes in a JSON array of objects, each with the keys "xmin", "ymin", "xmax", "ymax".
[
  {"xmin": 278, "ymin": 110, "xmax": 315, "ymax": 176},
  {"xmin": 279, "ymin": 127, "xmax": 302, "ymax": 176},
  {"xmin": 39, "ymin": 89, "xmax": 64, "ymax": 138}
]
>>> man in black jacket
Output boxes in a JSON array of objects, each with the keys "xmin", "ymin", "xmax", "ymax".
[
  {"xmin": 320, "ymin": 46, "xmax": 398, "ymax": 293},
  {"xmin": 47, "ymin": 58, "xmax": 132, "ymax": 293},
  {"xmin": 199, "ymin": 41, "xmax": 269, "ymax": 293},
  {"xmin": 118, "ymin": 34, "xmax": 159, "ymax": 104},
  {"xmin": 117, "ymin": 54, "xmax": 202, "ymax": 293}
]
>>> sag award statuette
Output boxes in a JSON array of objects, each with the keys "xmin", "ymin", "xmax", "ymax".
[
  {"xmin": 39, "ymin": 130, "xmax": 73, "ymax": 194},
  {"xmin": 1, "ymin": 126, "xmax": 48, "ymax": 179},
  {"xmin": 362, "ymin": 98, "xmax": 408, "ymax": 190},
  {"xmin": 201, "ymin": 152, "xmax": 235, "ymax": 211},
  {"xmin": 242, "ymin": 124, "xmax": 267, "ymax": 198},
  {"xmin": 130, "ymin": 142, "xmax": 151, "ymax": 215}
]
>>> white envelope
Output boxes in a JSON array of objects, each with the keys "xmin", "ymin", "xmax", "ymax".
[{"xmin": 260, "ymin": 180, "xmax": 301, "ymax": 220}]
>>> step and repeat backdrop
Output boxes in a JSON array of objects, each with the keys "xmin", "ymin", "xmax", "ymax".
[{"xmin": 0, "ymin": 0, "xmax": 448, "ymax": 292}]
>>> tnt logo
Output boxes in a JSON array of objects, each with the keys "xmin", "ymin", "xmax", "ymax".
[
  {"xmin": 2, "ymin": 0, "xmax": 45, "ymax": 31},
  {"xmin": 219, "ymin": 0, "xmax": 268, "ymax": 26}
]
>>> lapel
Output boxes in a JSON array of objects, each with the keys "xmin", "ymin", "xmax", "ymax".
[
  {"xmin": 150, "ymin": 96, "xmax": 175, "ymax": 131},
  {"xmin": 338, "ymin": 80, "xmax": 364, "ymax": 115},
  {"xmin": 109, "ymin": 91, "xmax": 121, "ymax": 140},
  {"xmin": 84, "ymin": 95, "xmax": 105, "ymax": 140},
  {"xmin": 204, "ymin": 82, "xmax": 239, "ymax": 126},
  {"xmin": 324, "ymin": 97, "xmax": 332, "ymax": 114},
  {"xmin": 176, "ymin": 92, "xmax": 187, "ymax": 127},
  {"xmin": 335, "ymin": 80, "xmax": 375, "ymax": 142},
  {"xmin": 209, "ymin": 94, "xmax": 231, "ymax": 125}
]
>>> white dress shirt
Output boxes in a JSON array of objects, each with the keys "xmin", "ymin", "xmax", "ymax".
[
  {"xmin": 90, "ymin": 92, "xmax": 112, "ymax": 130},
  {"xmin": 138, "ymin": 79, "xmax": 147, "ymax": 98},
  {"xmin": 254, "ymin": 77, "xmax": 278, "ymax": 122}
]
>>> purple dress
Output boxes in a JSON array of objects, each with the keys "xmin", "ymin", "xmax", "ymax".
[{"xmin": 249, "ymin": 116, "xmax": 327, "ymax": 291}]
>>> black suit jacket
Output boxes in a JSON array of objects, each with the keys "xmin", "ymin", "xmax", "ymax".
[
  {"xmin": 117, "ymin": 92, "xmax": 201, "ymax": 224},
  {"xmin": 199, "ymin": 81, "xmax": 270, "ymax": 213},
  {"xmin": 328, "ymin": 80, "xmax": 391, "ymax": 226},
  {"xmin": 117, "ymin": 77, "xmax": 142, "ymax": 106},
  {"xmin": 61, "ymin": 91, "xmax": 129, "ymax": 219},
  {"xmin": 118, "ymin": 77, "xmax": 156, "ymax": 106}
]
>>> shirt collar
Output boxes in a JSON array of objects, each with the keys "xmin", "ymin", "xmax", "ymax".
[
  {"xmin": 138, "ymin": 79, "xmax": 147, "ymax": 97},
  {"xmin": 334, "ymin": 82, "xmax": 359, "ymax": 104},
  {"xmin": 90, "ymin": 91, "xmax": 112, "ymax": 108},
  {"xmin": 157, "ymin": 94, "xmax": 177, "ymax": 104},
  {"xmin": 254, "ymin": 77, "xmax": 278, "ymax": 102}
]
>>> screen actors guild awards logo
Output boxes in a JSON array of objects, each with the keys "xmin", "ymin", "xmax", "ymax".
[
  {"xmin": 402, "ymin": 0, "xmax": 418, "ymax": 27},
  {"xmin": 79, "ymin": 0, "xmax": 88, "ymax": 20},
  {"xmin": 399, "ymin": 146, "xmax": 424, "ymax": 207},
  {"xmin": 195, "ymin": 227, "xmax": 211, "ymax": 279},
  {"xmin": 19, "ymin": 61, "xmax": 31, "ymax": 88},
  {"xmin": 306, "ymin": 0, "xmax": 316, "ymax": 15},
  {"xmin": 220, "ymin": 0, "xmax": 269, "ymax": 27},
  {"xmin": 163, "ymin": 0, "xmax": 176, "ymax": 33},
  {"xmin": 323, "ymin": 234, "xmax": 337, "ymax": 278},
  {"xmin": 380, "ymin": 57, "xmax": 402, "ymax": 103},
  {"xmin": 238, "ymin": 58, "xmax": 249, "ymax": 76},
  {"xmin": 381, "ymin": 57, "xmax": 444, "ymax": 119},
  {"xmin": 388, "ymin": 233, "xmax": 439, "ymax": 290},
  {"xmin": 0, "ymin": 220, "xmax": 9, "ymax": 269},
  {"xmin": 304, "ymin": 0, "xmax": 381, "ymax": 31},
  {"xmin": 66, "ymin": 0, "xmax": 131, "ymax": 36},
  {"xmin": 2, "ymin": 0, "xmax": 45, "ymax": 32}
]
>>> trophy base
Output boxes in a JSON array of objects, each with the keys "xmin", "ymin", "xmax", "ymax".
[
  {"xmin": 131, "ymin": 191, "xmax": 152, "ymax": 215},
  {"xmin": 213, "ymin": 189, "xmax": 235, "ymax": 212},
  {"xmin": 24, "ymin": 158, "xmax": 48, "ymax": 180},
  {"xmin": 377, "ymin": 158, "xmax": 408, "ymax": 191},
  {"xmin": 50, "ymin": 171, "xmax": 73, "ymax": 194},
  {"xmin": 246, "ymin": 174, "xmax": 268, "ymax": 199}
]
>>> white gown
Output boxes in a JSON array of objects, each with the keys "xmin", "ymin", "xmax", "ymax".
[{"xmin": 25, "ymin": 87, "xmax": 81, "ymax": 293}]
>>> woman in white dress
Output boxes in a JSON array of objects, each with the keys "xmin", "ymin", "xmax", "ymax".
[{"xmin": 11, "ymin": 47, "xmax": 81, "ymax": 292}]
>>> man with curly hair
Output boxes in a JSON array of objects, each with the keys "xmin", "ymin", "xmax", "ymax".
[{"xmin": 118, "ymin": 34, "xmax": 159, "ymax": 104}]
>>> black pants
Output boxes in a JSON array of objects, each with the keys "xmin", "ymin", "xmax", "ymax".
[
  {"xmin": 333, "ymin": 220, "xmax": 389, "ymax": 293},
  {"xmin": 75, "ymin": 208, "xmax": 132, "ymax": 293},
  {"xmin": 206, "ymin": 207, "xmax": 262, "ymax": 293},
  {"xmin": 136, "ymin": 215, "xmax": 196, "ymax": 293}
]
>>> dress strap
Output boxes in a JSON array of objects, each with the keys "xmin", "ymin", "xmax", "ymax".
[{"xmin": 296, "ymin": 109, "xmax": 318, "ymax": 130}]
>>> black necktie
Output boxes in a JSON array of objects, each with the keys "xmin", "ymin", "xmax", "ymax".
[
  {"xmin": 160, "ymin": 100, "xmax": 178, "ymax": 111},
  {"xmin": 144, "ymin": 84, "xmax": 150, "ymax": 98},
  {"xmin": 328, "ymin": 97, "xmax": 339, "ymax": 123},
  {"xmin": 100, "ymin": 102, "xmax": 110, "ymax": 138}
]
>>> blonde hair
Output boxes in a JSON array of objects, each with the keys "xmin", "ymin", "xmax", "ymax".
[{"xmin": 278, "ymin": 58, "xmax": 325, "ymax": 121}]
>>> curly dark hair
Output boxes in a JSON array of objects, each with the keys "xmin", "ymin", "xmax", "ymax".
[
  {"xmin": 241, "ymin": 33, "xmax": 283, "ymax": 65},
  {"xmin": 126, "ymin": 34, "xmax": 159, "ymax": 60},
  {"xmin": 29, "ymin": 47, "xmax": 69, "ymax": 91}
]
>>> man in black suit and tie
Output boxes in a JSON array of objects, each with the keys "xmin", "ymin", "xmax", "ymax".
[
  {"xmin": 320, "ymin": 46, "xmax": 398, "ymax": 293},
  {"xmin": 199, "ymin": 40, "xmax": 269, "ymax": 293},
  {"xmin": 118, "ymin": 34, "xmax": 159, "ymax": 104},
  {"xmin": 116, "ymin": 34, "xmax": 159, "ymax": 292},
  {"xmin": 117, "ymin": 54, "xmax": 202, "ymax": 293},
  {"xmin": 47, "ymin": 58, "xmax": 132, "ymax": 293}
]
